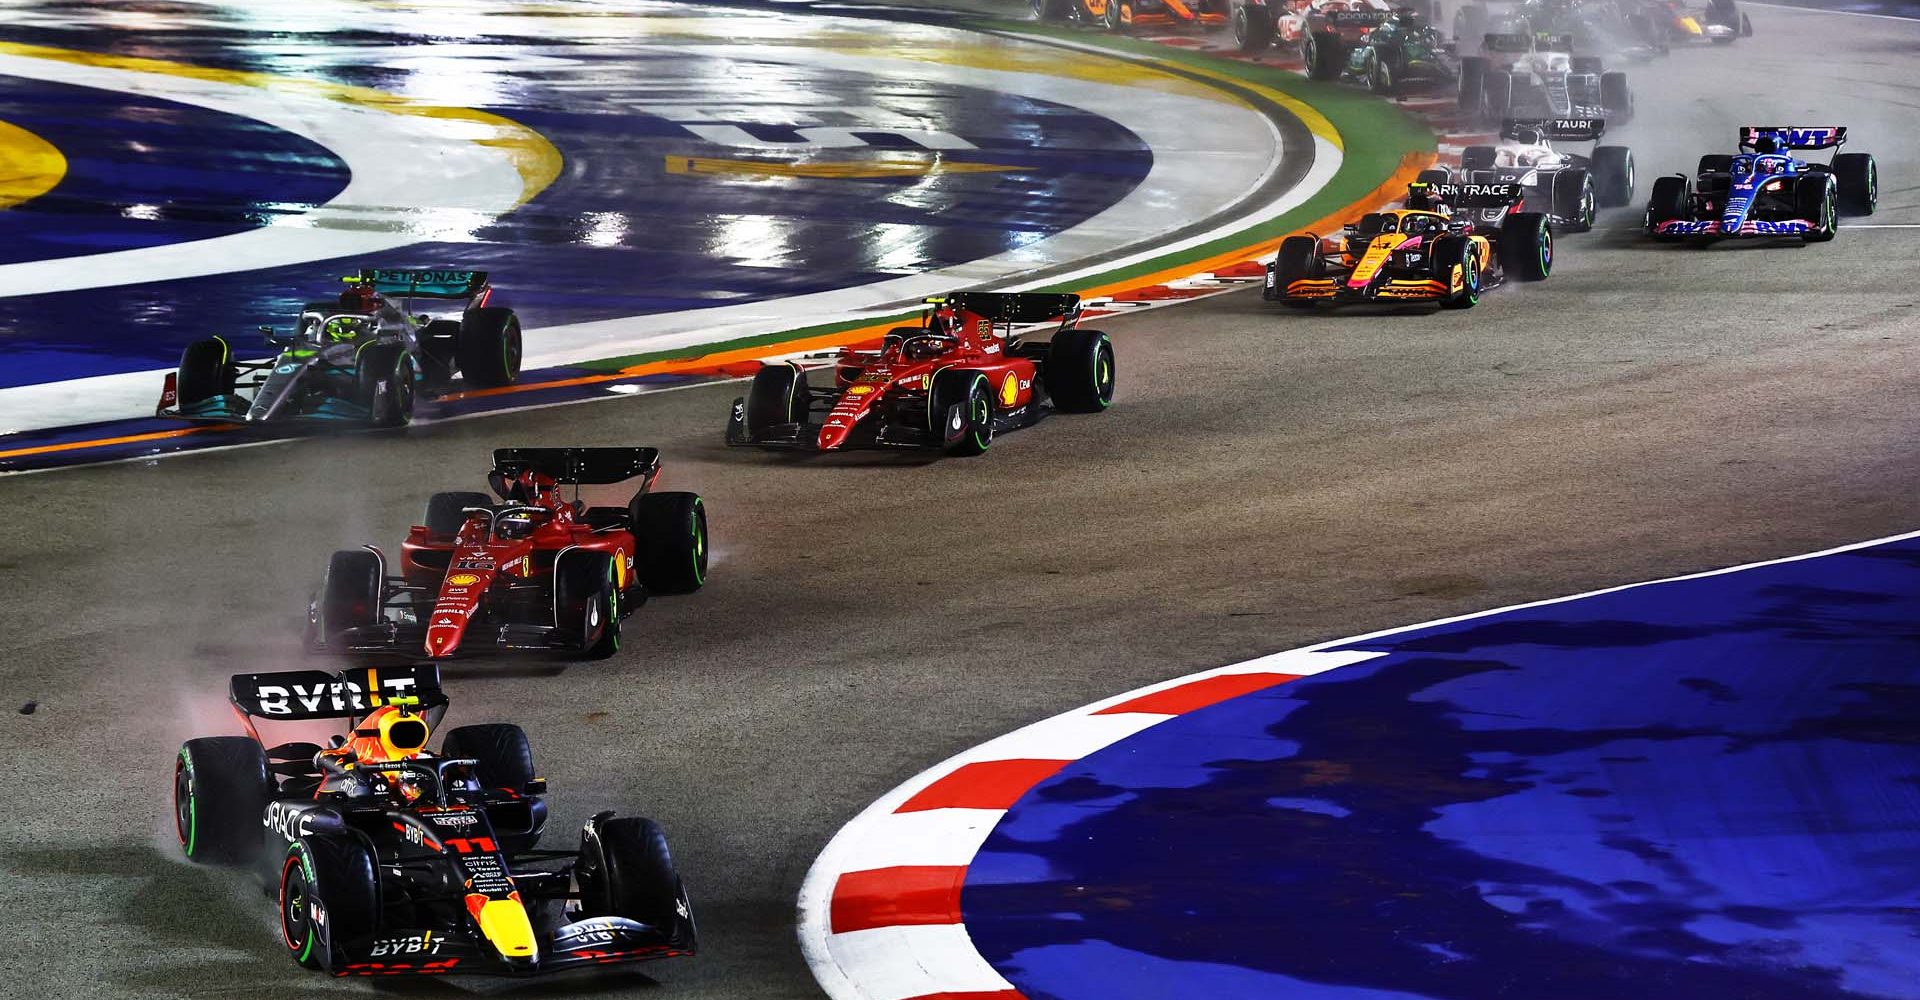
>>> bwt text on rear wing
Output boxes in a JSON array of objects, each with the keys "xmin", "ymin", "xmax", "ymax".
[{"xmin": 1739, "ymin": 126, "xmax": 1846, "ymax": 151}]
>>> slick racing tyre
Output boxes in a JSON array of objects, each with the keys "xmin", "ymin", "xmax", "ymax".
[
  {"xmin": 1480, "ymin": 71, "xmax": 1512, "ymax": 123},
  {"xmin": 1796, "ymin": 177, "xmax": 1837, "ymax": 243},
  {"xmin": 1269, "ymin": 235, "xmax": 1320, "ymax": 308},
  {"xmin": 1368, "ymin": 54, "xmax": 1395, "ymax": 95},
  {"xmin": 555, "ymin": 548, "xmax": 621, "ymax": 659},
  {"xmin": 280, "ymin": 833, "xmax": 378, "ymax": 971},
  {"xmin": 1553, "ymin": 168, "xmax": 1597, "ymax": 232},
  {"xmin": 1044, "ymin": 328, "xmax": 1116, "ymax": 413},
  {"xmin": 1500, "ymin": 212, "xmax": 1553, "ymax": 281},
  {"xmin": 1305, "ymin": 31, "xmax": 1345, "ymax": 81},
  {"xmin": 1600, "ymin": 72, "xmax": 1632, "ymax": 121},
  {"xmin": 1457, "ymin": 57, "xmax": 1486, "ymax": 114},
  {"xmin": 355, "ymin": 344, "xmax": 416, "ymax": 427},
  {"xmin": 1032, "ymin": 0, "xmax": 1073, "ymax": 20},
  {"xmin": 455, "ymin": 306, "xmax": 522, "ymax": 388},
  {"xmin": 176, "ymin": 337, "xmax": 237, "ymax": 406},
  {"xmin": 928, "ymin": 369, "xmax": 993, "ymax": 457},
  {"xmin": 319, "ymin": 549, "xmax": 384, "ymax": 646},
  {"xmin": 577, "ymin": 816, "xmax": 694, "ymax": 947},
  {"xmin": 1434, "ymin": 237, "xmax": 1480, "ymax": 309},
  {"xmin": 745, "ymin": 363, "xmax": 809, "ymax": 434},
  {"xmin": 1697, "ymin": 154, "xmax": 1733, "ymax": 182},
  {"xmin": 424, "ymin": 490, "xmax": 492, "ymax": 539},
  {"xmin": 1233, "ymin": 0, "xmax": 1274, "ymax": 52},
  {"xmin": 1646, "ymin": 175, "xmax": 1690, "ymax": 238},
  {"xmin": 1833, "ymin": 152, "xmax": 1878, "ymax": 216},
  {"xmin": 631, "ymin": 491, "xmax": 708, "ymax": 594},
  {"xmin": 1104, "ymin": 0, "xmax": 1129, "ymax": 30},
  {"xmin": 1592, "ymin": 145, "xmax": 1635, "ymax": 207},
  {"xmin": 175, "ymin": 737, "xmax": 271, "ymax": 865},
  {"xmin": 442, "ymin": 722, "xmax": 546, "ymax": 854}
]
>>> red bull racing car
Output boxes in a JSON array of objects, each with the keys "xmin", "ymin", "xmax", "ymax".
[
  {"xmin": 309, "ymin": 448, "xmax": 707, "ymax": 660},
  {"xmin": 726, "ymin": 292, "xmax": 1115, "ymax": 458},
  {"xmin": 172, "ymin": 665, "xmax": 696, "ymax": 976}
]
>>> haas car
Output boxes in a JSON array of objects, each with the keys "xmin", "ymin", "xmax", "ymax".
[
  {"xmin": 171, "ymin": 665, "xmax": 696, "ymax": 976},
  {"xmin": 1646, "ymin": 126, "xmax": 1877, "ymax": 243},
  {"xmin": 1032, "ymin": 0, "xmax": 1226, "ymax": 30},
  {"xmin": 310, "ymin": 448, "xmax": 707, "ymax": 660},
  {"xmin": 158, "ymin": 269, "xmax": 523, "ymax": 428},
  {"xmin": 726, "ymin": 292, "xmax": 1114, "ymax": 458},
  {"xmin": 1460, "ymin": 32, "xmax": 1632, "ymax": 124},
  {"xmin": 1431, "ymin": 118, "xmax": 1634, "ymax": 231},
  {"xmin": 1265, "ymin": 183, "xmax": 1553, "ymax": 309}
]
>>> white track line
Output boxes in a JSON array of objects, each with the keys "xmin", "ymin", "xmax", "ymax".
[{"xmin": 797, "ymin": 526, "xmax": 1920, "ymax": 1000}]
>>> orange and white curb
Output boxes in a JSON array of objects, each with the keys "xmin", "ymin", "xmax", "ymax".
[{"xmin": 794, "ymin": 646, "xmax": 1384, "ymax": 1000}]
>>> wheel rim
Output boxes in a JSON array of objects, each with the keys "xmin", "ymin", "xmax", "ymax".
[
  {"xmin": 280, "ymin": 855, "xmax": 314, "ymax": 960},
  {"xmin": 504, "ymin": 323, "xmax": 523, "ymax": 377},
  {"xmin": 1096, "ymin": 345, "xmax": 1115, "ymax": 406},
  {"xmin": 1233, "ymin": 6, "xmax": 1247, "ymax": 44},
  {"xmin": 691, "ymin": 505, "xmax": 708, "ymax": 585},
  {"xmin": 1539, "ymin": 226, "xmax": 1552, "ymax": 270},
  {"xmin": 173, "ymin": 754, "xmax": 194, "ymax": 851}
]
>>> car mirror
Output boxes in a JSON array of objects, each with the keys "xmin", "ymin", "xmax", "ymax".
[{"xmin": 261, "ymin": 325, "xmax": 294, "ymax": 347}]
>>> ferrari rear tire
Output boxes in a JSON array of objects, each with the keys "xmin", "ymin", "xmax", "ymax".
[
  {"xmin": 555, "ymin": 549, "xmax": 620, "ymax": 659},
  {"xmin": 175, "ymin": 737, "xmax": 271, "ymax": 865},
  {"xmin": 1043, "ymin": 329, "xmax": 1116, "ymax": 413},
  {"xmin": 1834, "ymin": 153, "xmax": 1877, "ymax": 216},
  {"xmin": 928, "ymin": 370, "xmax": 993, "ymax": 457},
  {"xmin": 319, "ymin": 549, "xmax": 383, "ymax": 644},
  {"xmin": 281, "ymin": 834, "xmax": 378, "ymax": 971},
  {"xmin": 633, "ymin": 491, "xmax": 708, "ymax": 594},
  {"xmin": 455, "ymin": 306, "xmax": 522, "ymax": 388},
  {"xmin": 745, "ymin": 363, "xmax": 809, "ymax": 434},
  {"xmin": 1592, "ymin": 145, "xmax": 1635, "ymax": 208},
  {"xmin": 578, "ymin": 816, "xmax": 692, "ymax": 945},
  {"xmin": 1500, "ymin": 212, "xmax": 1553, "ymax": 281},
  {"xmin": 176, "ymin": 337, "xmax": 237, "ymax": 406}
]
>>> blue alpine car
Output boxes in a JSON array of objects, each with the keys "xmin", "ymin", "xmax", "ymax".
[{"xmin": 1645, "ymin": 126, "xmax": 1876, "ymax": 243}]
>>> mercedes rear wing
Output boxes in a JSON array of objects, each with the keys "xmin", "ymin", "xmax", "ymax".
[{"xmin": 354, "ymin": 268, "xmax": 490, "ymax": 299}]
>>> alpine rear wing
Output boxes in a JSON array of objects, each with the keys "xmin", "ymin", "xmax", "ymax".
[
  {"xmin": 354, "ymin": 268, "xmax": 489, "ymax": 299},
  {"xmin": 1739, "ymin": 126, "xmax": 1846, "ymax": 151},
  {"xmin": 230, "ymin": 665, "xmax": 446, "ymax": 721},
  {"xmin": 1503, "ymin": 118, "xmax": 1605, "ymax": 142},
  {"xmin": 492, "ymin": 447, "xmax": 662, "ymax": 485}
]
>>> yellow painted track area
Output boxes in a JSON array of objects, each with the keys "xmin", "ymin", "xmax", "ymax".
[{"xmin": 0, "ymin": 116, "xmax": 64, "ymax": 210}]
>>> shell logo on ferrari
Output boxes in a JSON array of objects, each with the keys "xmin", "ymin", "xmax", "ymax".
[
  {"xmin": 848, "ymin": 385, "xmax": 874, "ymax": 395},
  {"xmin": 999, "ymin": 373, "xmax": 1019, "ymax": 407},
  {"xmin": 446, "ymin": 573, "xmax": 481, "ymax": 587}
]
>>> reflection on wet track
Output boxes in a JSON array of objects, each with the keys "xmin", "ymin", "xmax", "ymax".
[{"xmin": 0, "ymin": 1, "xmax": 1153, "ymax": 388}]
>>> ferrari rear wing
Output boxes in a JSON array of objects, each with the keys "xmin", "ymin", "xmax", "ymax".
[
  {"xmin": 924, "ymin": 292, "xmax": 1081, "ymax": 327},
  {"xmin": 1739, "ymin": 126, "xmax": 1846, "ymax": 151},
  {"xmin": 491, "ymin": 447, "xmax": 661, "ymax": 486}
]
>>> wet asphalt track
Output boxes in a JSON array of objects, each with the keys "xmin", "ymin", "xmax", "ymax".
[{"xmin": 3, "ymin": 3, "xmax": 1920, "ymax": 997}]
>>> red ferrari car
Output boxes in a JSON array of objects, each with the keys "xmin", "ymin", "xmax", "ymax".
[
  {"xmin": 309, "ymin": 448, "xmax": 707, "ymax": 660},
  {"xmin": 725, "ymin": 292, "xmax": 1115, "ymax": 457}
]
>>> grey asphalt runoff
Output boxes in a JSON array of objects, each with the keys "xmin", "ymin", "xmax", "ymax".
[{"xmin": 3, "ymin": 4, "xmax": 1919, "ymax": 997}]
